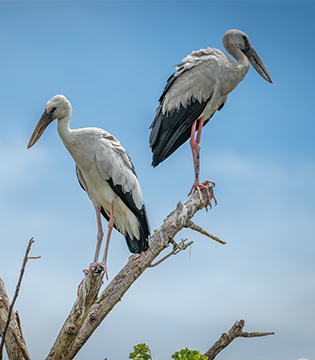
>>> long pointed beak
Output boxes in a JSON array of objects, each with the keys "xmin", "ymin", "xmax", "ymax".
[
  {"xmin": 27, "ymin": 110, "xmax": 55, "ymax": 149},
  {"xmin": 245, "ymin": 47, "xmax": 273, "ymax": 84}
]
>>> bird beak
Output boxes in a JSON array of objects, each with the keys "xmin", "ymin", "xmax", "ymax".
[
  {"xmin": 245, "ymin": 47, "xmax": 273, "ymax": 84},
  {"xmin": 27, "ymin": 110, "xmax": 55, "ymax": 149}
]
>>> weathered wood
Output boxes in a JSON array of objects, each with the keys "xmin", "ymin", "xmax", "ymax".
[
  {"xmin": 0, "ymin": 186, "xmax": 275, "ymax": 360},
  {"xmin": 203, "ymin": 319, "xmax": 275, "ymax": 360},
  {"xmin": 0, "ymin": 278, "xmax": 30, "ymax": 360},
  {"xmin": 47, "ymin": 185, "xmax": 217, "ymax": 359},
  {"xmin": 0, "ymin": 238, "xmax": 38, "ymax": 360},
  {"xmin": 185, "ymin": 220, "xmax": 226, "ymax": 245},
  {"xmin": 46, "ymin": 265, "xmax": 105, "ymax": 359}
]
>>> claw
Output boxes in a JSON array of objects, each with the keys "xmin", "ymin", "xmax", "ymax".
[
  {"xmin": 77, "ymin": 262, "xmax": 108, "ymax": 296},
  {"xmin": 189, "ymin": 180, "xmax": 217, "ymax": 208}
]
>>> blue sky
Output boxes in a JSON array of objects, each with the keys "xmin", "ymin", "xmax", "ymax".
[{"xmin": 0, "ymin": 1, "xmax": 314, "ymax": 359}]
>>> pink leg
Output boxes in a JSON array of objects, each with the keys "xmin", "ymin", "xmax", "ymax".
[
  {"xmin": 94, "ymin": 206, "xmax": 104, "ymax": 263},
  {"xmin": 77, "ymin": 203, "xmax": 113, "ymax": 295},
  {"xmin": 189, "ymin": 118, "xmax": 203, "ymax": 184},
  {"xmin": 85, "ymin": 201, "xmax": 114, "ymax": 279},
  {"xmin": 188, "ymin": 118, "xmax": 217, "ymax": 207},
  {"xmin": 101, "ymin": 201, "xmax": 114, "ymax": 280}
]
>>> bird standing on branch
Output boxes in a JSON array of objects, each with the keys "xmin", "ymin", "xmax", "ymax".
[
  {"xmin": 149, "ymin": 29, "xmax": 272, "ymax": 205},
  {"xmin": 28, "ymin": 95, "xmax": 150, "ymax": 281}
]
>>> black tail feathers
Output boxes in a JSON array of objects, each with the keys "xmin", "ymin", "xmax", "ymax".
[{"xmin": 125, "ymin": 225, "xmax": 149, "ymax": 254}]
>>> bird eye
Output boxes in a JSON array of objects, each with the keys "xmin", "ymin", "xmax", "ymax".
[{"xmin": 48, "ymin": 107, "xmax": 56, "ymax": 115}]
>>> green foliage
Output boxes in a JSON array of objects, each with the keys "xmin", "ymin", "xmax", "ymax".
[
  {"xmin": 171, "ymin": 348, "xmax": 208, "ymax": 360},
  {"xmin": 129, "ymin": 344, "xmax": 208, "ymax": 360},
  {"xmin": 129, "ymin": 343, "xmax": 152, "ymax": 360}
]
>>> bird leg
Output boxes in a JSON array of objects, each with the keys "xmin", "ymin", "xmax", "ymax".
[
  {"xmin": 101, "ymin": 200, "xmax": 114, "ymax": 281},
  {"xmin": 87, "ymin": 201, "xmax": 114, "ymax": 280},
  {"xmin": 93, "ymin": 206, "xmax": 104, "ymax": 263},
  {"xmin": 77, "ymin": 204, "xmax": 113, "ymax": 295},
  {"xmin": 188, "ymin": 118, "xmax": 217, "ymax": 207}
]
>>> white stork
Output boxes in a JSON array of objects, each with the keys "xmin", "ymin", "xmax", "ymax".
[
  {"xmin": 28, "ymin": 95, "xmax": 150, "ymax": 281},
  {"xmin": 149, "ymin": 29, "xmax": 273, "ymax": 205}
]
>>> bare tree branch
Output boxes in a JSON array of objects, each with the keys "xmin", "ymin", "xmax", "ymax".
[
  {"xmin": 45, "ymin": 264, "xmax": 105, "ymax": 359},
  {"xmin": 185, "ymin": 220, "xmax": 226, "ymax": 245},
  {"xmin": 0, "ymin": 279, "xmax": 26, "ymax": 360},
  {"xmin": 0, "ymin": 188, "xmax": 274, "ymax": 360},
  {"xmin": 150, "ymin": 238, "xmax": 194, "ymax": 267},
  {"xmin": 0, "ymin": 238, "xmax": 39, "ymax": 360},
  {"xmin": 0, "ymin": 238, "xmax": 40, "ymax": 360},
  {"xmin": 202, "ymin": 319, "xmax": 275, "ymax": 360},
  {"xmin": 46, "ymin": 185, "xmax": 219, "ymax": 359}
]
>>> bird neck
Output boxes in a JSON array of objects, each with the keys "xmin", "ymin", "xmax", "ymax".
[
  {"xmin": 228, "ymin": 45, "xmax": 250, "ymax": 78},
  {"xmin": 220, "ymin": 49, "xmax": 250, "ymax": 95},
  {"xmin": 57, "ymin": 114, "xmax": 74, "ymax": 146}
]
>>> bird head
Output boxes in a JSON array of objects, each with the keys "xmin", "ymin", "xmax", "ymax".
[
  {"xmin": 27, "ymin": 95, "xmax": 72, "ymax": 148},
  {"xmin": 223, "ymin": 29, "xmax": 273, "ymax": 84}
]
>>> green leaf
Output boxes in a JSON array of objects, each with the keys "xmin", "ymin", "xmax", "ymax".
[
  {"xmin": 129, "ymin": 343, "xmax": 152, "ymax": 360},
  {"xmin": 171, "ymin": 348, "xmax": 208, "ymax": 360}
]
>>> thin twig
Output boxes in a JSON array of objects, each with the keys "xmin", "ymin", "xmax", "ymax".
[
  {"xmin": 186, "ymin": 220, "xmax": 226, "ymax": 245},
  {"xmin": 0, "ymin": 238, "xmax": 40, "ymax": 359},
  {"xmin": 150, "ymin": 238, "xmax": 194, "ymax": 267},
  {"xmin": 240, "ymin": 330, "xmax": 275, "ymax": 338}
]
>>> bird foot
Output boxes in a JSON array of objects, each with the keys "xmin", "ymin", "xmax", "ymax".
[
  {"xmin": 83, "ymin": 262, "xmax": 108, "ymax": 278},
  {"xmin": 188, "ymin": 180, "xmax": 217, "ymax": 208},
  {"xmin": 77, "ymin": 262, "xmax": 108, "ymax": 296}
]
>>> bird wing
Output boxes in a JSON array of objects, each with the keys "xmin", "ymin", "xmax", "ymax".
[
  {"xmin": 76, "ymin": 165, "xmax": 88, "ymax": 192},
  {"xmin": 161, "ymin": 48, "xmax": 221, "ymax": 112},
  {"xmin": 95, "ymin": 132, "xmax": 150, "ymax": 239},
  {"xmin": 149, "ymin": 48, "xmax": 222, "ymax": 167},
  {"xmin": 76, "ymin": 164, "xmax": 123, "ymax": 235},
  {"xmin": 150, "ymin": 98, "xmax": 211, "ymax": 167}
]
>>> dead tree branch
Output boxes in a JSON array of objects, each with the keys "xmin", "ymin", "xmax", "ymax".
[
  {"xmin": 185, "ymin": 220, "xmax": 226, "ymax": 245},
  {"xmin": 203, "ymin": 319, "xmax": 275, "ymax": 360},
  {"xmin": 0, "ymin": 187, "xmax": 274, "ymax": 360},
  {"xmin": 46, "ymin": 264, "xmax": 105, "ymax": 359},
  {"xmin": 150, "ymin": 238, "xmax": 194, "ymax": 267},
  {"xmin": 0, "ymin": 238, "xmax": 39, "ymax": 360},
  {"xmin": 46, "ymin": 184, "xmax": 220, "ymax": 360},
  {"xmin": 0, "ymin": 279, "xmax": 29, "ymax": 360}
]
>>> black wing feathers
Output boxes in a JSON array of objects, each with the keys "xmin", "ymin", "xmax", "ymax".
[
  {"xmin": 100, "ymin": 206, "xmax": 148, "ymax": 254},
  {"xmin": 158, "ymin": 71, "xmax": 178, "ymax": 103},
  {"xmin": 106, "ymin": 177, "xmax": 150, "ymax": 253},
  {"xmin": 76, "ymin": 165, "xmax": 149, "ymax": 254},
  {"xmin": 150, "ymin": 65, "xmax": 214, "ymax": 167},
  {"xmin": 76, "ymin": 165, "xmax": 87, "ymax": 191},
  {"xmin": 150, "ymin": 97, "xmax": 210, "ymax": 167}
]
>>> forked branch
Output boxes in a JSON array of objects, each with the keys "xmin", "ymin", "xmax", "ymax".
[
  {"xmin": 47, "ymin": 184, "xmax": 219, "ymax": 359},
  {"xmin": 203, "ymin": 319, "xmax": 275, "ymax": 360},
  {"xmin": 0, "ymin": 187, "xmax": 274, "ymax": 360},
  {"xmin": 149, "ymin": 238, "xmax": 194, "ymax": 267}
]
